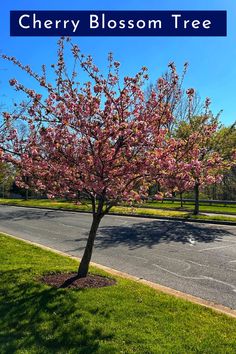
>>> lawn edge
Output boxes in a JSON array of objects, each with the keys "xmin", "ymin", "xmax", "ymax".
[
  {"xmin": 1, "ymin": 202, "xmax": 236, "ymax": 226},
  {"xmin": 134, "ymin": 203, "xmax": 236, "ymax": 216},
  {"xmin": 2, "ymin": 231, "xmax": 236, "ymax": 319}
]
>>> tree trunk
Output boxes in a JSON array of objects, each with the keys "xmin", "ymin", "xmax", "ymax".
[
  {"xmin": 193, "ymin": 183, "xmax": 200, "ymax": 215},
  {"xmin": 25, "ymin": 189, "xmax": 29, "ymax": 201},
  {"xmin": 172, "ymin": 192, "xmax": 175, "ymax": 203},
  {"xmin": 180, "ymin": 192, "xmax": 183, "ymax": 208},
  {"xmin": 77, "ymin": 214, "xmax": 102, "ymax": 278}
]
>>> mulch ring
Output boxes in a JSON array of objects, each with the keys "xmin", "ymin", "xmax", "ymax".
[{"xmin": 40, "ymin": 272, "xmax": 116, "ymax": 289}]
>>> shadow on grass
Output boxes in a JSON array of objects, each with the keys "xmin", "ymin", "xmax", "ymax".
[
  {"xmin": 94, "ymin": 220, "xmax": 233, "ymax": 250},
  {"xmin": 0, "ymin": 270, "xmax": 114, "ymax": 353}
]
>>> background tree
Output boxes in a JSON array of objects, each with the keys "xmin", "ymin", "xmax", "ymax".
[
  {"xmin": 173, "ymin": 106, "xmax": 230, "ymax": 214},
  {"xmin": 208, "ymin": 123, "xmax": 236, "ymax": 200},
  {"xmin": 146, "ymin": 63, "xmax": 203, "ymax": 136},
  {"xmin": 146, "ymin": 66, "xmax": 232, "ymax": 211},
  {"xmin": 0, "ymin": 162, "xmax": 14, "ymax": 197}
]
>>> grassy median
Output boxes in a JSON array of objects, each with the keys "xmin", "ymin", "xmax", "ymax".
[
  {"xmin": 144, "ymin": 200, "xmax": 236, "ymax": 215},
  {"xmin": 0, "ymin": 198, "xmax": 236, "ymax": 223},
  {"xmin": 0, "ymin": 233, "xmax": 236, "ymax": 353}
]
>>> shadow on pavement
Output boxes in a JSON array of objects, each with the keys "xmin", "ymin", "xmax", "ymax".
[
  {"xmin": 95, "ymin": 220, "xmax": 233, "ymax": 250},
  {"xmin": 0, "ymin": 207, "xmax": 68, "ymax": 221},
  {"xmin": 1, "ymin": 207, "xmax": 233, "ymax": 252}
]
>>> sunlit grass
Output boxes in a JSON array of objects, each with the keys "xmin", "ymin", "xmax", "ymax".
[
  {"xmin": 144, "ymin": 200, "xmax": 236, "ymax": 214},
  {"xmin": 0, "ymin": 233, "xmax": 236, "ymax": 353}
]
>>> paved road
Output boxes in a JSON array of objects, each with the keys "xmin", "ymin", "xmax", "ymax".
[{"xmin": 0, "ymin": 205, "xmax": 236, "ymax": 309}]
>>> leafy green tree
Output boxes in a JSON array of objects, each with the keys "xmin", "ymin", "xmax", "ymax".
[
  {"xmin": 0, "ymin": 162, "xmax": 14, "ymax": 197},
  {"xmin": 208, "ymin": 123, "xmax": 236, "ymax": 200},
  {"xmin": 173, "ymin": 111, "xmax": 230, "ymax": 214}
]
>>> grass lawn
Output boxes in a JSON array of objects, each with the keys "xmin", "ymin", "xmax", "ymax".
[
  {"xmin": 0, "ymin": 233, "xmax": 236, "ymax": 353},
  {"xmin": 0, "ymin": 198, "xmax": 236, "ymax": 224},
  {"xmin": 144, "ymin": 200, "xmax": 236, "ymax": 215}
]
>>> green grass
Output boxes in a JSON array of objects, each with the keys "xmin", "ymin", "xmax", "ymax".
[
  {"xmin": 112, "ymin": 205, "xmax": 189, "ymax": 218},
  {"xmin": 0, "ymin": 198, "xmax": 92, "ymax": 212},
  {"xmin": 144, "ymin": 200, "xmax": 236, "ymax": 215},
  {"xmin": 1, "ymin": 198, "xmax": 236, "ymax": 223},
  {"xmin": 0, "ymin": 233, "xmax": 236, "ymax": 353}
]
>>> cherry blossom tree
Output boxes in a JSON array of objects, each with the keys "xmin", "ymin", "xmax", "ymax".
[{"xmin": 1, "ymin": 38, "xmax": 192, "ymax": 277}]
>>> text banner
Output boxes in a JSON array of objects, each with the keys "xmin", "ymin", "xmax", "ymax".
[{"xmin": 10, "ymin": 10, "xmax": 227, "ymax": 37}]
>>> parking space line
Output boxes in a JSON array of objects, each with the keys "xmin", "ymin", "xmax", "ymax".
[{"xmin": 199, "ymin": 245, "xmax": 234, "ymax": 252}]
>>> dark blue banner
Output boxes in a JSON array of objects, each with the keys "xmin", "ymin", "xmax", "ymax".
[{"xmin": 10, "ymin": 11, "xmax": 227, "ymax": 37}]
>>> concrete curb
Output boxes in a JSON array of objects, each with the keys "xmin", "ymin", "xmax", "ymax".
[
  {"xmin": 0, "ymin": 203, "xmax": 236, "ymax": 226},
  {"xmin": 2, "ymin": 232, "xmax": 236, "ymax": 320}
]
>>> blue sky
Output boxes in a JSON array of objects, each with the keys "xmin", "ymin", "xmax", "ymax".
[{"xmin": 0, "ymin": 0, "xmax": 236, "ymax": 126}]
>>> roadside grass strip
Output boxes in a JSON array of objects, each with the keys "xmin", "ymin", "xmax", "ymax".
[
  {"xmin": 0, "ymin": 198, "xmax": 235, "ymax": 224},
  {"xmin": 0, "ymin": 233, "xmax": 236, "ymax": 353},
  {"xmin": 144, "ymin": 201, "xmax": 236, "ymax": 215}
]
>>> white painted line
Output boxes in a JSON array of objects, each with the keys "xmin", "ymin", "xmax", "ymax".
[
  {"xmin": 199, "ymin": 245, "xmax": 233, "ymax": 252},
  {"xmin": 188, "ymin": 260, "xmax": 205, "ymax": 267},
  {"xmin": 222, "ymin": 240, "xmax": 236, "ymax": 243},
  {"xmin": 152, "ymin": 263, "xmax": 236, "ymax": 292},
  {"xmin": 203, "ymin": 277, "xmax": 236, "ymax": 292},
  {"xmin": 152, "ymin": 263, "xmax": 205, "ymax": 280},
  {"xmin": 129, "ymin": 255, "xmax": 147, "ymax": 262},
  {"xmin": 156, "ymin": 255, "xmax": 191, "ymax": 271}
]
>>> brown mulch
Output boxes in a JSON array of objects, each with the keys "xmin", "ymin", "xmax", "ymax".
[{"xmin": 41, "ymin": 272, "xmax": 116, "ymax": 289}]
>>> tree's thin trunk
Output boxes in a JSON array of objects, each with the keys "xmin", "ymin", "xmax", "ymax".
[
  {"xmin": 25, "ymin": 189, "xmax": 29, "ymax": 201},
  {"xmin": 180, "ymin": 192, "xmax": 183, "ymax": 208},
  {"xmin": 193, "ymin": 183, "xmax": 200, "ymax": 215},
  {"xmin": 172, "ymin": 192, "xmax": 175, "ymax": 203},
  {"xmin": 77, "ymin": 214, "xmax": 102, "ymax": 278},
  {"xmin": 213, "ymin": 183, "xmax": 217, "ymax": 200}
]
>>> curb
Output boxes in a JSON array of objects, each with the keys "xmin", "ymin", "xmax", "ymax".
[
  {"xmin": 2, "ymin": 232, "xmax": 236, "ymax": 319},
  {"xmin": 0, "ymin": 203, "xmax": 236, "ymax": 226}
]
